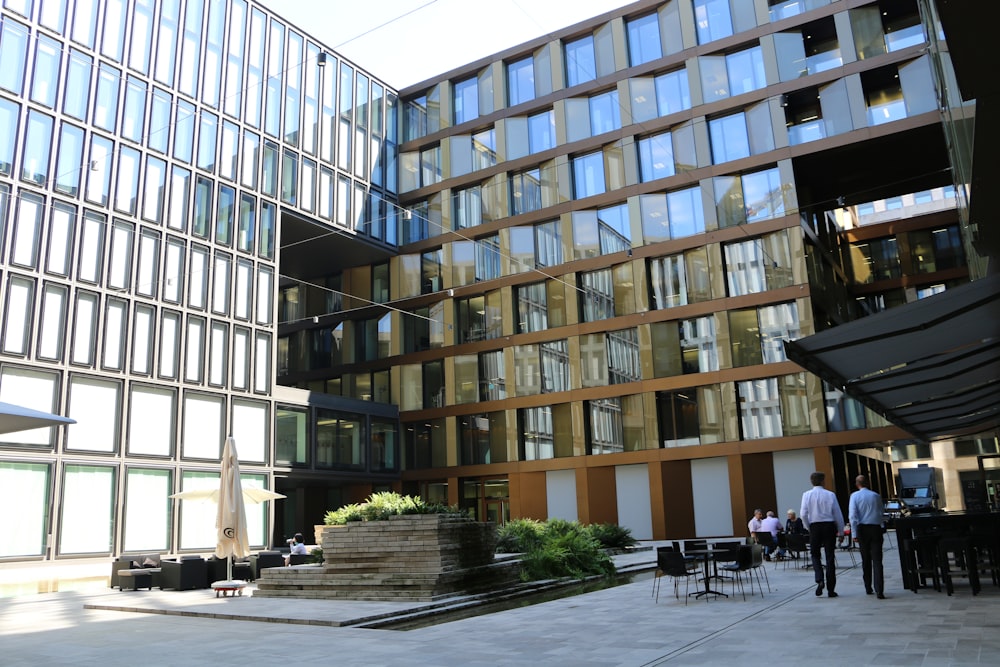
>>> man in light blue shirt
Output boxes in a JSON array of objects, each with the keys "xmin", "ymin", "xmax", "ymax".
[
  {"xmin": 849, "ymin": 474, "xmax": 886, "ymax": 598},
  {"xmin": 800, "ymin": 471, "xmax": 845, "ymax": 598}
]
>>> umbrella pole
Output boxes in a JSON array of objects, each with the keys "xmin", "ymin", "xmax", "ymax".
[{"xmin": 227, "ymin": 557, "xmax": 233, "ymax": 582}]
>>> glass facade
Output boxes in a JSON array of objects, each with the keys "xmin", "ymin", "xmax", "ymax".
[
  {"xmin": 0, "ymin": 0, "xmax": 975, "ymax": 556},
  {"xmin": 0, "ymin": 0, "xmax": 398, "ymax": 562}
]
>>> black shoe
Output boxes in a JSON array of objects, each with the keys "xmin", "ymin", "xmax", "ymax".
[
  {"xmin": 866, "ymin": 588, "xmax": 873, "ymax": 595},
  {"xmin": 815, "ymin": 583, "xmax": 823, "ymax": 596},
  {"xmin": 877, "ymin": 593, "xmax": 886, "ymax": 599},
  {"xmin": 828, "ymin": 591, "xmax": 838, "ymax": 598}
]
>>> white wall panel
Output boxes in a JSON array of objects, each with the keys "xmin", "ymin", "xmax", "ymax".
[
  {"xmin": 615, "ymin": 464, "xmax": 652, "ymax": 540},
  {"xmin": 691, "ymin": 457, "xmax": 733, "ymax": 537},
  {"xmin": 546, "ymin": 469, "xmax": 577, "ymax": 521},
  {"xmin": 773, "ymin": 448, "xmax": 817, "ymax": 517}
]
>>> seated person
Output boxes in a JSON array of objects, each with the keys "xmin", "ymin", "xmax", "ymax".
[
  {"xmin": 785, "ymin": 509, "xmax": 806, "ymax": 535},
  {"xmin": 285, "ymin": 533, "xmax": 308, "ymax": 566},
  {"xmin": 759, "ymin": 511, "xmax": 787, "ymax": 559}
]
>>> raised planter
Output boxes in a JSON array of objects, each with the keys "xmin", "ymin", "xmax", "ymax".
[{"xmin": 256, "ymin": 514, "xmax": 519, "ymax": 601}]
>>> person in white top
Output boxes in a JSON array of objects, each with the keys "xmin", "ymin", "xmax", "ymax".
[
  {"xmin": 800, "ymin": 471, "xmax": 845, "ymax": 598},
  {"xmin": 285, "ymin": 532, "xmax": 308, "ymax": 566}
]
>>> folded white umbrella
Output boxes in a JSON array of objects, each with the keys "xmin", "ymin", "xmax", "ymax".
[{"xmin": 170, "ymin": 436, "xmax": 285, "ymax": 583}]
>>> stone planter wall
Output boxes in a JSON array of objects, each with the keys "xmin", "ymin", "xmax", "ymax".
[{"xmin": 256, "ymin": 514, "xmax": 519, "ymax": 601}]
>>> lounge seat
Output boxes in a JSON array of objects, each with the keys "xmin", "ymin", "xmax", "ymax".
[
  {"xmin": 250, "ymin": 551, "xmax": 284, "ymax": 578},
  {"xmin": 159, "ymin": 556, "xmax": 208, "ymax": 590},
  {"xmin": 111, "ymin": 554, "xmax": 162, "ymax": 589}
]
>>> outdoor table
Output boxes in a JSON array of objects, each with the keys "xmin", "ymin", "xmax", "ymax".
[
  {"xmin": 895, "ymin": 511, "xmax": 1000, "ymax": 590},
  {"xmin": 683, "ymin": 548, "xmax": 728, "ymax": 599}
]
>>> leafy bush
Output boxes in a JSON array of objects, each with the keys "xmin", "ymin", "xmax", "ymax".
[
  {"xmin": 323, "ymin": 491, "xmax": 461, "ymax": 525},
  {"xmin": 309, "ymin": 547, "xmax": 324, "ymax": 564},
  {"xmin": 587, "ymin": 523, "xmax": 638, "ymax": 550},
  {"xmin": 519, "ymin": 522, "xmax": 615, "ymax": 581},
  {"xmin": 496, "ymin": 518, "xmax": 544, "ymax": 553}
]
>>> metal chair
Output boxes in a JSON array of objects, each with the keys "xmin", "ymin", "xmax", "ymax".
[
  {"xmin": 720, "ymin": 545, "xmax": 756, "ymax": 600},
  {"xmin": 653, "ymin": 548, "xmax": 699, "ymax": 604},
  {"xmin": 749, "ymin": 543, "xmax": 771, "ymax": 593}
]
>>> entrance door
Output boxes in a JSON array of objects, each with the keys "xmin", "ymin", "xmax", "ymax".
[{"xmin": 484, "ymin": 498, "xmax": 509, "ymax": 525}]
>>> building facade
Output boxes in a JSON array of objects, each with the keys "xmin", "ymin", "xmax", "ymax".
[
  {"xmin": 279, "ymin": 0, "xmax": 985, "ymax": 541},
  {"xmin": 1, "ymin": 0, "xmax": 992, "ymax": 568},
  {"xmin": 0, "ymin": 0, "xmax": 399, "ymax": 563}
]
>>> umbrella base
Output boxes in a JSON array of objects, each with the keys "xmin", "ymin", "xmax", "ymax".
[{"xmin": 211, "ymin": 580, "xmax": 247, "ymax": 597}]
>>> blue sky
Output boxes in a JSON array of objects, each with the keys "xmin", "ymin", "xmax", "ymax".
[{"xmin": 257, "ymin": 0, "xmax": 630, "ymax": 88}]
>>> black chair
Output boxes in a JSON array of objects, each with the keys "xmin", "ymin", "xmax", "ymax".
[
  {"xmin": 710, "ymin": 541, "xmax": 739, "ymax": 582},
  {"xmin": 250, "ymin": 551, "xmax": 284, "ymax": 578},
  {"xmin": 207, "ymin": 556, "xmax": 254, "ymax": 582},
  {"xmin": 754, "ymin": 532, "xmax": 779, "ymax": 562},
  {"xmin": 288, "ymin": 553, "xmax": 311, "ymax": 565},
  {"xmin": 720, "ymin": 545, "xmax": 755, "ymax": 600},
  {"xmin": 937, "ymin": 535, "xmax": 981, "ymax": 595},
  {"xmin": 683, "ymin": 539, "xmax": 707, "ymax": 563},
  {"xmin": 749, "ymin": 543, "xmax": 771, "ymax": 593},
  {"xmin": 159, "ymin": 556, "xmax": 208, "ymax": 590},
  {"xmin": 653, "ymin": 548, "xmax": 699, "ymax": 604},
  {"xmin": 783, "ymin": 533, "xmax": 809, "ymax": 570}
]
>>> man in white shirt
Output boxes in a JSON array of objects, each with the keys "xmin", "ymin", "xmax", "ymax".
[{"xmin": 800, "ymin": 471, "xmax": 845, "ymax": 598}]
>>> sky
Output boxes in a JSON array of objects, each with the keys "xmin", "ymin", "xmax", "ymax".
[{"xmin": 256, "ymin": 0, "xmax": 632, "ymax": 89}]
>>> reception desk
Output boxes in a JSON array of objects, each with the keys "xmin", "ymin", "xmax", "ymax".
[{"xmin": 895, "ymin": 511, "xmax": 1000, "ymax": 590}]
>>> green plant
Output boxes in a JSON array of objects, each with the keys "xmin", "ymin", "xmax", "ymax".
[
  {"xmin": 518, "ymin": 524, "xmax": 615, "ymax": 581},
  {"xmin": 496, "ymin": 518, "xmax": 544, "ymax": 553},
  {"xmin": 309, "ymin": 547, "xmax": 324, "ymax": 564},
  {"xmin": 323, "ymin": 491, "xmax": 462, "ymax": 525},
  {"xmin": 586, "ymin": 523, "xmax": 638, "ymax": 550}
]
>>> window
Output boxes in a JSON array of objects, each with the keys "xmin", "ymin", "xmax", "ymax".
[
  {"xmin": 528, "ymin": 110, "xmax": 555, "ymax": 153},
  {"xmin": 316, "ymin": 409, "xmax": 365, "ymax": 471},
  {"xmin": 649, "ymin": 247, "xmax": 712, "ymax": 308},
  {"xmin": 453, "ymin": 76, "xmax": 478, "ymax": 124},
  {"xmin": 738, "ymin": 373, "xmax": 811, "ymax": 440},
  {"xmin": 508, "ymin": 56, "xmax": 535, "ymax": 106},
  {"xmin": 627, "ymin": 13, "xmax": 661, "ymax": 66},
  {"xmin": 516, "ymin": 282, "xmax": 548, "ymax": 333},
  {"xmin": 655, "ymin": 68, "xmax": 691, "ymax": 116},
  {"xmin": 404, "ymin": 418, "xmax": 447, "ymax": 469},
  {"xmin": 479, "ymin": 351, "xmax": 507, "ymax": 401},
  {"xmin": 520, "ymin": 405, "xmax": 573, "ymax": 460},
  {"xmin": 451, "ymin": 236, "xmax": 501, "ymax": 286},
  {"xmin": 421, "ymin": 249, "xmax": 442, "ymax": 294},
  {"xmin": 651, "ymin": 317, "xmax": 719, "ymax": 377},
  {"xmin": 607, "ymin": 328, "xmax": 641, "ymax": 384},
  {"xmin": 639, "ymin": 186, "xmax": 706, "ymax": 243},
  {"xmin": 588, "ymin": 395, "xmax": 646, "ymax": 454},
  {"xmin": 564, "ymin": 35, "xmax": 596, "ymax": 87},
  {"xmin": 638, "ymin": 131, "xmax": 675, "ymax": 182},
  {"xmin": 458, "ymin": 413, "xmax": 507, "ymax": 465},
  {"xmin": 517, "ymin": 219, "xmax": 562, "ymax": 270},
  {"xmin": 658, "ymin": 385, "xmax": 725, "ymax": 447},
  {"xmin": 571, "ymin": 204, "xmax": 630, "ymax": 258},
  {"xmin": 723, "ymin": 232, "xmax": 794, "ymax": 296},
  {"xmin": 694, "ymin": 0, "xmax": 734, "ymax": 45},
  {"xmin": 572, "ymin": 151, "xmax": 605, "ymax": 198},
  {"xmin": 510, "ymin": 169, "xmax": 543, "ymax": 216},
  {"xmin": 709, "ymin": 112, "xmax": 750, "ymax": 164},
  {"xmin": 456, "ymin": 291, "xmax": 503, "ymax": 344},
  {"xmin": 850, "ymin": 237, "xmax": 901, "ymax": 283},
  {"xmin": 726, "ymin": 45, "xmax": 767, "ymax": 96},
  {"xmin": 589, "ymin": 89, "xmax": 621, "ymax": 136}
]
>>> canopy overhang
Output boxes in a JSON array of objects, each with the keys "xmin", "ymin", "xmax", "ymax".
[{"xmin": 785, "ymin": 274, "xmax": 1000, "ymax": 443}]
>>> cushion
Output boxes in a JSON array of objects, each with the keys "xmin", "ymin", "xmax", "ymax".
[{"xmin": 143, "ymin": 557, "xmax": 158, "ymax": 567}]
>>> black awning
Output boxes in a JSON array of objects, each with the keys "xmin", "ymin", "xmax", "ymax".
[{"xmin": 785, "ymin": 274, "xmax": 1000, "ymax": 443}]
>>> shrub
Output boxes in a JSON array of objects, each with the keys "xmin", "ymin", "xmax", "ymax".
[
  {"xmin": 496, "ymin": 518, "xmax": 544, "ymax": 553},
  {"xmin": 323, "ymin": 491, "xmax": 461, "ymax": 525},
  {"xmin": 309, "ymin": 547, "xmax": 324, "ymax": 564},
  {"xmin": 519, "ymin": 523, "xmax": 615, "ymax": 581},
  {"xmin": 587, "ymin": 523, "xmax": 638, "ymax": 550}
]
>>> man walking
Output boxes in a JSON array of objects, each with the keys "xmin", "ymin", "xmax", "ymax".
[
  {"xmin": 801, "ymin": 471, "xmax": 845, "ymax": 598},
  {"xmin": 849, "ymin": 474, "xmax": 887, "ymax": 599}
]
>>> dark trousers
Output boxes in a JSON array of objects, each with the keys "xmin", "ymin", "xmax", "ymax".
[
  {"xmin": 809, "ymin": 521, "xmax": 837, "ymax": 591},
  {"xmin": 856, "ymin": 523, "xmax": 885, "ymax": 594}
]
